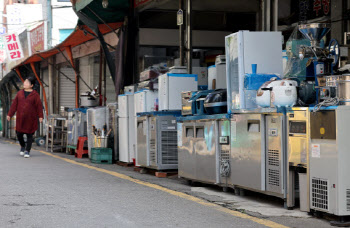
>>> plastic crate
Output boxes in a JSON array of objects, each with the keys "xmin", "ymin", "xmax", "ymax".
[{"xmin": 90, "ymin": 148, "xmax": 112, "ymax": 164}]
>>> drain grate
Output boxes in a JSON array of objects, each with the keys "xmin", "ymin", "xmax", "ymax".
[{"xmin": 312, "ymin": 178, "xmax": 328, "ymax": 211}]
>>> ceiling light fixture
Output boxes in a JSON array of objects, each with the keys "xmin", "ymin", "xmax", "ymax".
[{"xmin": 102, "ymin": 0, "xmax": 109, "ymax": 8}]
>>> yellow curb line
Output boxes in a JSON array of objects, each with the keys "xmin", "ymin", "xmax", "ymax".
[{"xmin": 5, "ymin": 140, "xmax": 289, "ymax": 228}]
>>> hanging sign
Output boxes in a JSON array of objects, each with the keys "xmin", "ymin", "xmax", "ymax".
[
  {"xmin": 177, "ymin": 9, "xmax": 184, "ymax": 26},
  {"xmin": 5, "ymin": 33, "xmax": 24, "ymax": 61},
  {"xmin": 30, "ymin": 23, "xmax": 45, "ymax": 53}
]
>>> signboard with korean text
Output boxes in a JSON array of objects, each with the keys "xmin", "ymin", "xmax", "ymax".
[
  {"xmin": 5, "ymin": 33, "xmax": 24, "ymax": 61},
  {"xmin": 299, "ymin": 0, "xmax": 331, "ymax": 22},
  {"xmin": 29, "ymin": 22, "xmax": 45, "ymax": 54}
]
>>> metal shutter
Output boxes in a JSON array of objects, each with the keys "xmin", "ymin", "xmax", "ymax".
[{"xmin": 59, "ymin": 66, "xmax": 76, "ymax": 108}]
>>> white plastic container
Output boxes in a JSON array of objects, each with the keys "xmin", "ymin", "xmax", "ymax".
[
  {"xmin": 158, "ymin": 73, "xmax": 198, "ymax": 111},
  {"xmin": 272, "ymin": 80, "xmax": 298, "ymax": 108},
  {"xmin": 256, "ymin": 79, "xmax": 297, "ymax": 108}
]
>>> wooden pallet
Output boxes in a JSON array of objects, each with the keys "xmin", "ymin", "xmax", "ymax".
[
  {"xmin": 116, "ymin": 161, "xmax": 134, "ymax": 167},
  {"xmin": 136, "ymin": 167, "xmax": 178, "ymax": 178}
]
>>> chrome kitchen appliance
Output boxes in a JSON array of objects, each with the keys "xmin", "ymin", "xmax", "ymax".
[
  {"xmin": 87, "ymin": 107, "xmax": 108, "ymax": 157},
  {"xmin": 287, "ymin": 107, "xmax": 310, "ymax": 211},
  {"xmin": 308, "ymin": 106, "xmax": 350, "ymax": 216},
  {"xmin": 66, "ymin": 108, "xmax": 87, "ymax": 153},
  {"xmin": 136, "ymin": 112, "xmax": 181, "ymax": 170},
  {"xmin": 178, "ymin": 114, "xmax": 231, "ymax": 185},
  {"xmin": 230, "ymin": 111, "xmax": 287, "ymax": 202},
  {"xmin": 298, "ymin": 23, "xmax": 340, "ymax": 104},
  {"xmin": 80, "ymin": 92, "xmax": 99, "ymax": 107}
]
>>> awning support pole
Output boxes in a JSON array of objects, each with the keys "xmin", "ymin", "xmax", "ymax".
[
  {"xmin": 14, "ymin": 68, "xmax": 24, "ymax": 82},
  {"xmin": 55, "ymin": 48, "xmax": 92, "ymax": 90},
  {"xmin": 37, "ymin": 54, "xmax": 76, "ymax": 84},
  {"xmin": 30, "ymin": 62, "xmax": 49, "ymax": 117},
  {"xmin": 65, "ymin": 46, "xmax": 79, "ymax": 108}
]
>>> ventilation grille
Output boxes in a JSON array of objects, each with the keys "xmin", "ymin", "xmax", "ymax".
[
  {"xmin": 150, "ymin": 139, "xmax": 156, "ymax": 163},
  {"xmin": 347, "ymin": 189, "xmax": 350, "ymax": 211},
  {"xmin": 295, "ymin": 172, "xmax": 300, "ymax": 191},
  {"xmin": 161, "ymin": 131, "xmax": 178, "ymax": 165},
  {"xmin": 312, "ymin": 178, "xmax": 328, "ymax": 211},
  {"xmin": 220, "ymin": 149, "xmax": 230, "ymax": 162},
  {"xmin": 220, "ymin": 149, "xmax": 230, "ymax": 177},
  {"xmin": 268, "ymin": 169, "xmax": 280, "ymax": 186},
  {"xmin": 268, "ymin": 150, "xmax": 280, "ymax": 166}
]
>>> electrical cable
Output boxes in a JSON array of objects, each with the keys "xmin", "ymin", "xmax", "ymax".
[{"xmin": 312, "ymin": 97, "xmax": 339, "ymax": 113}]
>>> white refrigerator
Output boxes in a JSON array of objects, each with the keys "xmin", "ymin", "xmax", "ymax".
[
  {"xmin": 225, "ymin": 31, "xmax": 283, "ymax": 111},
  {"xmin": 158, "ymin": 73, "xmax": 198, "ymax": 111},
  {"xmin": 118, "ymin": 94, "xmax": 135, "ymax": 163}
]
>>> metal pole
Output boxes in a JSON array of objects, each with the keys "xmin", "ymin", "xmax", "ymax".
[
  {"xmin": 273, "ymin": 0, "xmax": 278, "ymax": 31},
  {"xmin": 186, "ymin": 0, "xmax": 192, "ymax": 74},
  {"xmin": 99, "ymin": 47, "xmax": 103, "ymax": 106},
  {"xmin": 47, "ymin": 0, "xmax": 52, "ymax": 48},
  {"xmin": 261, "ymin": 0, "xmax": 265, "ymax": 31},
  {"xmin": 266, "ymin": 0, "xmax": 271, "ymax": 31},
  {"xmin": 48, "ymin": 56, "xmax": 54, "ymax": 115},
  {"xmin": 179, "ymin": 0, "xmax": 185, "ymax": 66},
  {"xmin": 103, "ymin": 56, "xmax": 107, "ymax": 106}
]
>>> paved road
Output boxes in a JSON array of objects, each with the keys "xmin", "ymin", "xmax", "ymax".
[{"xmin": 0, "ymin": 140, "xmax": 333, "ymax": 228}]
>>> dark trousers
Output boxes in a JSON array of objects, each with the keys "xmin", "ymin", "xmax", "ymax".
[{"xmin": 16, "ymin": 132, "xmax": 34, "ymax": 152}]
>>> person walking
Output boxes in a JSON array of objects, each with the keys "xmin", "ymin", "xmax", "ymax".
[{"xmin": 7, "ymin": 76, "xmax": 43, "ymax": 158}]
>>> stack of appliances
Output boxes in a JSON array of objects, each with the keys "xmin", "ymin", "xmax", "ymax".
[
  {"xmin": 224, "ymin": 30, "xmax": 297, "ymax": 206},
  {"xmin": 284, "ymin": 24, "xmax": 350, "ymax": 220},
  {"xmin": 135, "ymin": 72, "xmax": 198, "ymax": 171},
  {"xmin": 134, "ymin": 89, "xmax": 158, "ymax": 166},
  {"xmin": 118, "ymin": 92, "xmax": 135, "ymax": 164},
  {"xmin": 178, "ymin": 31, "xmax": 286, "ymax": 194},
  {"xmin": 178, "ymin": 74, "xmax": 231, "ymax": 188},
  {"xmin": 225, "ymin": 31, "xmax": 284, "ymax": 111}
]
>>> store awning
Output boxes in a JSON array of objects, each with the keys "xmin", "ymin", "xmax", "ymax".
[
  {"xmin": 13, "ymin": 22, "xmax": 123, "ymax": 68},
  {"xmin": 72, "ymin": 0, "xmax": 129, "ymax": 24},
  {"xmin": 74, "ymin": 0, "xmax": 93, "ymax": 11}
]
